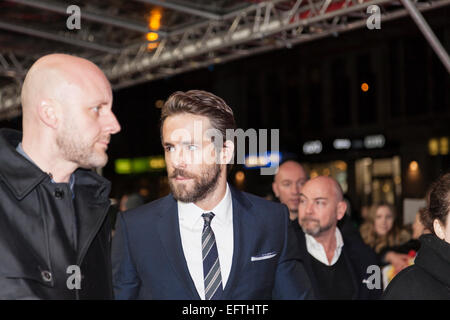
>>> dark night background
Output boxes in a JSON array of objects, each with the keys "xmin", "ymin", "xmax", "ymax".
[{"xmin": 1, "ymin": 6, "xmax": 449, "ymax": 222}]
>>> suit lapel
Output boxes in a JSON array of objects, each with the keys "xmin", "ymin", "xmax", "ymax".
[
  {"xmin": 222, "ymin": 187, "xmax": 254, "ymax": 299},
  {"xmin": 157, "ymin": 196, "xmax": 200, "ymax": 299}
]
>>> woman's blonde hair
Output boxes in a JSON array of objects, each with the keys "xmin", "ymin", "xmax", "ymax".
[{"xmin": 360, "ymin": 203, "xmax": 411, "ymax": 253}]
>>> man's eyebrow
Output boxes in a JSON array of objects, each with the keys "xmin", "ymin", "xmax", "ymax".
[{"xmin": 313, "ymin": 197, "xmax": 328, "ymax": 201}]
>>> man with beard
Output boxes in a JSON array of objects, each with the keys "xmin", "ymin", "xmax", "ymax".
[
  {"xmin": 272, "ymin": 160, "xmax": 308, "ymax": 224},
  {"xmin": 293, "ymin": 176, "xmax": 381, "ymax": 299},
  {"xmin": 0, "ymin": 54, "xmax": 121, "ymax": 299},
  {"xmin": 112, "ymin": 90, "xmax": 313, "ymax": 300}
]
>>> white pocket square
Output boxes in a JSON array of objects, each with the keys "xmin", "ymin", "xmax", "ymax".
[{"xmin": 251, "ymin": 252, "xmax": 277, "ymax": 261}]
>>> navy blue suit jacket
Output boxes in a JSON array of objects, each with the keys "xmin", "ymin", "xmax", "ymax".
[{"xmin": 112, "ymin": 186, "xmax": 313, "ymax": 300}]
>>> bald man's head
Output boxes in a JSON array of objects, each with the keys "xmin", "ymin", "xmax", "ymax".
[
  {"xmin": 20, "ymin": 54, "xmax": 120, "ymax": 170},
  {"xmin": 272, "ymin": 160, "xmax": 308, "ymax": 220},
  {"xmin": 21, "ymin": 54, "xmax": 110, "ymax": 115},
  {"xmin": 298, "ymin": 176, "xmax": 347, "ymax": 237}
]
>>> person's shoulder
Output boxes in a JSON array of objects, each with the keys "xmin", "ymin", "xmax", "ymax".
[
  {"xmin": 382, "ymin": 265, "xmax": 427, "ymax": 299},
  {"xmin": 121, "ymin": 194, "xmax": 174, "ymax": 222},
  {"xmin": 238, "ymin": 190, "xmax": 288, "ymax": 214}
]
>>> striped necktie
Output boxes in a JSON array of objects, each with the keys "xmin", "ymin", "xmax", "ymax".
[{"xmin": 201, "ymin": 212, "xmax": 223, "ymax": 300}]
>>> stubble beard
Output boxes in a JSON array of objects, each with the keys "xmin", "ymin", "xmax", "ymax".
[
  {"xmin": 300, "ymin": 218, "xmax": 334, "ymax": 237},
  {"xmin": 56, "ymin": 122, "xmax": 108, "ymax": 169},
  {"xmin": 169, "ymin": 164, "xmax": 221, "ymax": 203}
]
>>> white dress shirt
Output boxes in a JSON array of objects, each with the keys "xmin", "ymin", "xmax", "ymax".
[
  {"xmin": 178, "ymin": 183, "xmax": 234, "ymax": 300},
  {"xmin": 305, "ymin": 228, "xmax": 344, "ymax": 266}
]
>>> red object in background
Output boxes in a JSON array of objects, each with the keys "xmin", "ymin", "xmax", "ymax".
[{"xmin": 408, "ymin": 250, "xmax": 417, "ymax": 258}]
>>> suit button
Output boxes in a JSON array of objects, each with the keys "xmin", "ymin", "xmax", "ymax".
[
  {"xmin": 41, "ymin": 270, "xmax": 52, "ymax": 282},
  {"xmin": 54, "ymin": 188, "xmax": 64, "ymax": 199}
]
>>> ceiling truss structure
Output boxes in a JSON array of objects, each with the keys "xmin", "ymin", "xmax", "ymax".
[{"xmin": 0, "ymin": 0, "xmax": 449, "ymax": 120}]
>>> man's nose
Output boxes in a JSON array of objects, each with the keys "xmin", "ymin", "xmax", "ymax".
[
  {"xmin": 291, "ymin": 183, "xmax": 300, "ymax": 195},
  {"xmin": 305, "ymin": 202, "xmax": 314, "ymax": 215},
  {"xmin": 170, "ymin": 147, "xmax": 188, "ymax": 169},
  {"xmin": 105, "ymin": 111, "xmax": 121, "ymax": 134}
]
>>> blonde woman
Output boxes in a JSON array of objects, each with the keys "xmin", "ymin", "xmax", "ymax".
[{"xmin": 360, "ymin": 203, "xmax": 411, "ymax": 272}]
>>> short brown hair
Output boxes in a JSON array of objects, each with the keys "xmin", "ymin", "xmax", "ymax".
[
  {"xmin": 160, "ymin": 90, "xmax": 236, "ymax": 141},
  {"xmin": 422, "ymin": 173, "xmax": 450, "ymax": 234}
]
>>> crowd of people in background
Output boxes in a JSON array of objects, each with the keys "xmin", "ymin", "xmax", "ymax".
[
  {"xmin": 1, "ymin": 53, "xmax": 448, "ymax": 300},
  {"xmin": 110, "ymin": 157, "xmax": 449, "ymax": 299},
  {"xmin": 270, "ymin": 159, "xmax": 450, "ymax": 299}
]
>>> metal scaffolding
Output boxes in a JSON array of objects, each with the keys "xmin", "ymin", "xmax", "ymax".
[{"xmin": 0, "ymin": 0, "xmax": 449, "ymax": 120}]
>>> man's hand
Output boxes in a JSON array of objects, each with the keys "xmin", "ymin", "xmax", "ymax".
[{"xmin": 385, "ymin": 251, "xmax": 410, "ymax": 273}]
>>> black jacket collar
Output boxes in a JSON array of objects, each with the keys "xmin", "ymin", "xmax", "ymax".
[{"xmin": 0, "ymin": 129, "xmax": 49, "ymax": 200}]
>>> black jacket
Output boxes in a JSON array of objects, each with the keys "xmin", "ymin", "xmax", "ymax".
[
  {"xmin": 292, "ymin": 224, "xmax": 382, "ymax": 299},
  {"xmin": 0, "ymin": 129, "xmax": 113, "ymax": 299},
  {"xmin": 383, "ymin": 234, "xmax": 450, "ymax": 300}
]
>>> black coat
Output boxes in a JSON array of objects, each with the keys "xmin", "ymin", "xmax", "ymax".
[
  {"xmin": 0, "ymin": 129, "xmax": 113, "ymax": 299},
  {"xmin": 383, "ymin": 234, "xmax": 450, "ymax": 300},
  {"xmin": 292, "ymin": 224, "xmax": 382, "ymax": 299}
]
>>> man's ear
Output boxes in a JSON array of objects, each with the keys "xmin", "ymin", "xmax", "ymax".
[
  {"xmin": 272, "ymin": 182, "xmax": 279, "ymax": 198},
  {"xmin": 336, "ymin": 200, "xmax": 347, "ymax": 221},
  {"xmin": 37, "ymin": 100, "xmax": 58, "ymax": 129},
  {"xmin": 221, "ymin": 139, "xmax": 234, "ymax": 166},
  {"xmin": 433, "ymin": 219, "xmax": 445, "ymax": 240}
]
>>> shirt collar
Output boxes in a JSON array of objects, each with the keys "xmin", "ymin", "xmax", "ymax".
[
  {"xmin": 305, "ymin": 227, "xmax": 344, "ymax": 266},
  {"xmin": 16, "ymin": 142, "xmax": 75, "ymax": 195},
  {"xmin": 178, "ymin": 183, "xmax": 232, "ymax": 229}
]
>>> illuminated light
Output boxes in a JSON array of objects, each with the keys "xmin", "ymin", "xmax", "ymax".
[
  {"xmin": 155, "ymin": 100, "xmax": 164, "ymax": 109},
  {"xmin": 439, "ymin": 137, "xmax": 449, "ymax": 155},
  {"xmin": 235, "ymin": 171, "xmax": 245, "ymax": 183},
  {"xmin": 146, "ymin": 32, "xmax": 159, "ymax": 42},
  {"xmin": 303, "ymin": 140, "xmax": 322, "ymax": 155},
  {"xmin": 147, "ymin": 8, "xmax": 162, "ymax": 51},
  {"xmin": 147, "ymin": 42, "xmax": 159, "ymax": 50},
  {"xmin": 409, "ymin": 161, "xmax": 419, "ymax": 172},
  {"xmin": 361, "ymin": 83, "xmax": 369, "ymax": 92},
  {"xmin": 334, "ymin": 161, "xmax": 347, "ymax": 171},
  {"xmin": 149, "ymin": 158, "xmax": 165, "ymax": 169},
  {"xmin": 428, "ymin": 138, "xmax": 439, "ymax": 156},
  {"xmin": 323, "ymin": 168, "xmax": 331, "ymax": 176},
  {"xmin": 115, "ymin": 156, "xmax": 166, "ymax": 174},
  {"xmin": 382, "ymin": 183, "xmax": 391, "ymax": 193},
  {"xmin": 148, "ymin": 8, "xmax": 162, "ymax": 30},
  {"xmin": 115, "ymin": 159, "xmax": 132, "ymax": 174},
  {"xmin": 132, "ymin": 158, "xmax": 149, "ymax": 173},
  {"xmin": 333, "ymin": 139, "xmax": 351, "ymax": 150},
  {"xmin": 364, "ymin": 134, "xmax": 385, "ymax": 149},
  {"xmin": 244, "ymin": 152, "xmax": 281, "ymax": 169},
  {"xmin": 310, "ymin": 170, "xmax": 319, "ymax": 179}
]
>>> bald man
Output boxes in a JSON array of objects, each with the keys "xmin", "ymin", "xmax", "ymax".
[
  {"xmin": 272, "ymin": 160, "xmax": 308, "ymax": 222},
  {"xmin": 292, "ymin": 176, "xmax": 381, "ymax": 300},
  {"xmin": 0, "ymin": 54, "xmax": 120, "ymax": 299}
]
